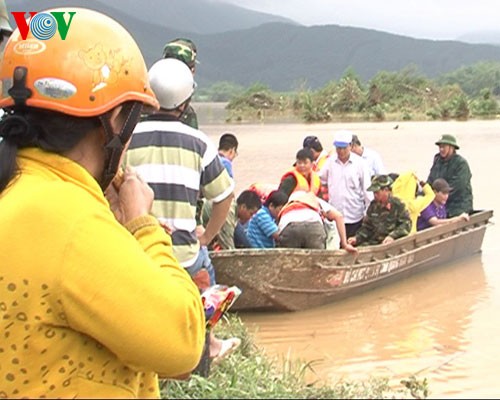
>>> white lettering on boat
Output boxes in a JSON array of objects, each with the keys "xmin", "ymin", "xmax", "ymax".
[{"xmin": 340, "ymin": 253, "xmax": 416, "ymax": 285}]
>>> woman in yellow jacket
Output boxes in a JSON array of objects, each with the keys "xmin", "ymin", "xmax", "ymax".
[
  {"xmin": 391, "ymin": 171, "xmax": 435, "ymax": 234},
  {"xmin": 0, "ymin": 8, "xmax": 205, "ymax": 399}
]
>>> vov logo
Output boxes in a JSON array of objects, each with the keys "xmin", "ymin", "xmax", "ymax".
[{"xmin": 11, "ymin": 11, "xmax": 76, "ymax": 40}]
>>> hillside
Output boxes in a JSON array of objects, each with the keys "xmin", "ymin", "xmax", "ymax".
[
  {"xmin": 6, "ymin": 1, "xmax": 500, "ymax": 91},
  {"xmin": 194, "ymin": 23, "xmax": 500, "ymax": 90},
  {"xmin": 7, "ymin": 0, "xmax": 295, "ymax": 34}
]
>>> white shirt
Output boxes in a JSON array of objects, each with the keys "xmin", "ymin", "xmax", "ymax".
[
  {"xmin": 278, "ymin": 198, "xmax": 333, "ymax": 231},
  {"xmin": 361, "ymin": 146, "xmax": 386, "ymax": 176},
  {"xmin": 319, "ymin": 152, "xmax": 372, "ymax": 224}
]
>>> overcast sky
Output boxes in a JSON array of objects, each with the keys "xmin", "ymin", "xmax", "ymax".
[{"xmin": 217, "ymin": 0, "xmax": 499, "ymax": 40}]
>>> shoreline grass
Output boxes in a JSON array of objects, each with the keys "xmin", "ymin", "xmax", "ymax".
[{"xmin": 161, "ymin": 314, "xmax": 429, "ymax": 399}]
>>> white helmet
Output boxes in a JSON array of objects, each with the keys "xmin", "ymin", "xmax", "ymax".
[
  {"xmin": 0, "ymin": 0, "xmax": 12, "ymax": 35},
  {"xmin": 148, "ymin": 58, "xmax": 195, "ymax": 110}
]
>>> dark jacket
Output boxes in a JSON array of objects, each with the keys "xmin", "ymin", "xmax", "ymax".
[{"xmin": 427, "ymin": 153, "xmax": 473, "ymax": 217}]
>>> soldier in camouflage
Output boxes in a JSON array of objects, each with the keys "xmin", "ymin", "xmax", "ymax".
[
  {"xmin": 348, "ymin": 175, "xmax": 412, "ymax": 246},
  {"xmin": 162, "ymin": 38, "xmax": 199, "ymax": 129}
]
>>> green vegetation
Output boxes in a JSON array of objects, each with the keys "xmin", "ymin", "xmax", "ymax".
[
  {"xmin": 160, "ymin": 314, "xmax": 429, "ymax": 399},
  {"xmin": 199, "ymin": 62, "xmax": 500, "ymax": 123}
]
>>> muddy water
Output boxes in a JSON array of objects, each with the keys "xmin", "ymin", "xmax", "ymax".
[{"xmin": 202, "ymin": 119, "xmax": 499, "ymax": 398}]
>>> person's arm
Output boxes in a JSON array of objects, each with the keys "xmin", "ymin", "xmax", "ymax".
[
  {"xmin": 412, "ymin": 181, "xmax": 435, "ymax": 213},
  {"xmin": 320, "ymin": 199, "xmax": 356, "ymax": 252},
  {"xmin": 278, "ymin": 175, "xmax": 297, "ymax": 199},
  {"xmin": 428, "ymin": 212, "xmax": 469, "ymax": 226},
  {"xmin": 67, "ymin": 174, "xmax": 205, "ymax": 378},
  {"xmin": 199, "ymin": 193, "xmax": 234, "ymax": 247},
  {"xmin": 352, "ymin": 203, "xmax": 375, "ymax": 246},
  {"xmin": 427, "ymin": 154, "xmax": 440, "ymax": 184},
  {"xmin": 361, "ymin": 162, "xmax": 373, "ymax": 210},
  {"xmin": 446, "ymin": 157, "xmax": 472, "ymax": 197},
  {"xmin": 387, "ymin": 202, "xmax": 412, "ymax": 241}
]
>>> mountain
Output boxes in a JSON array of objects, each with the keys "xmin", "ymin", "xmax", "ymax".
[
  {"xmin": 457, "ymin": 30, "xmax": 500, "ymax": 46},
  {"xmin": 6, "ymin": 1, "xmax": 500, "ymax": 91},
  {"xmin": 6, "ymin": 0, "xmax": 296, "ymax": 34},
  {"xmin": 194, "ymin": 23, "xmax": 500, "ymax": 90}
]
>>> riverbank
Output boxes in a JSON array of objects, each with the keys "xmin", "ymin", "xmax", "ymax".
[{"xmin": 161, "ymin": 315, "xmax": 429, "ymax": 399}]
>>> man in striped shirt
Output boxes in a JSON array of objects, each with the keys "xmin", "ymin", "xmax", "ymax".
[{"xmin": 125, "ymin": 58, "xmax": 236, "ymax": 369}]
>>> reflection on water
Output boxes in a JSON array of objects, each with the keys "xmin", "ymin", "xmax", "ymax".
[
  {"xmin": 242, "ymin": 257, "xmax": 487, "ymax": 397},
  {"xmin": 200, "ymin": 119, "xmax": 499, "ymax": 397}
]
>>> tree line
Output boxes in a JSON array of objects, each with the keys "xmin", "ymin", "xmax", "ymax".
[{"xmin": 194, "ymin": 61, "xmax": 500, "ymax": 122}]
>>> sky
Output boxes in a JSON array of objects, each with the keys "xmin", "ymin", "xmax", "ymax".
[{"xmin": 217, "ymin": 0, "xmax": 499, "ymax": 41}]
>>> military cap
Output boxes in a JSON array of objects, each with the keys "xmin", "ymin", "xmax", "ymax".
[
  {"xmin": 367, "ymin": 174, "xmax": 394, "ymax": 192},
  {"xmin": 435, "ymin": 134, "xmax": 459, "ymax": 149},
  {"xmin": 162, "ymin": 38, "xmax": 198, "ymax": 69}
]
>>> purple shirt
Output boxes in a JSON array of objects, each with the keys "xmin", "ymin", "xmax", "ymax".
[{"xmin": 417, "ymin": 201, "xmax": 447, "ymax": 231}]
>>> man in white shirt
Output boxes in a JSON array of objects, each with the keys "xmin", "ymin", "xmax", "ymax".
[
  {"xmin": 319, "ymin": 130, "xmax": 372, "ymax": 239},
  {"xmin": 350, "ymin": 134, "xmax": 386, "ymax": 177}
]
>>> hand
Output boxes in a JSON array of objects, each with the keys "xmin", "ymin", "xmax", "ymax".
[
  {"xmin": 347, "ymin": 237, "xmax": 357, "ymax": 246},
  {"xmin": 342, "ymin": 243, "xmax": 358, "ymax": 254},
  {"xmin": 382, "ymin": 236, "xmax": 395, "ymax": 245},
  {"xmin": 459, "ymin": 213, "xmax": 470, "ymax": 222},
  {"xmin": 105, "ymin": 166, "xmax": 154, "ymax": 225}
]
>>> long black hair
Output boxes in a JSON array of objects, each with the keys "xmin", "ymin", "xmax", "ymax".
[{"xmin": 0, "ymin": 108, "xmax": 100, "ymax": 193}]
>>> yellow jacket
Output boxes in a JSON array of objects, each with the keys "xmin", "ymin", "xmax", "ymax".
[
  {"xmin": 392, "ymin": 171, "xmax": 434, "ymax": 234},
  {"xmin": 0, "ymin": 148, "xmax": 205, "ymax": 398}
]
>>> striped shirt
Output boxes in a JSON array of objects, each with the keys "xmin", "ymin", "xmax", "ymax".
[
  {"xmin": 125, "ymin": 114, "xmax": 234, "ymax": 267},
  {"xmin": 247, "ymin": 206, "xmax": 278, "ymax": 248}
]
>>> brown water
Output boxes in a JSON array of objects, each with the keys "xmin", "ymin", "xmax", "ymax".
[{"xmin": 202, "ymin": 119, "xmax": 499, "ymax": 398}]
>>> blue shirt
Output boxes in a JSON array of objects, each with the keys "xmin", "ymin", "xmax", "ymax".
[
  {"xmin": 219, "ymin": 154, "xmax": 234, "ymax": 178},
  {"xmin": 247, "ymin": 206, "xmax": 278, "ymax": 248}
]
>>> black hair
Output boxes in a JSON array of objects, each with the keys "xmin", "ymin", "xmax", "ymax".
[
  {"xmin": 264, "ymin": 190, "xmax": 288, "ymax": 208},
  {"xmin": 303, "ymin": 136, "xmax": 323, "ymax": 152},
  {"xmin": 219, "ymin": 132, "xmax": 238, "ymax": 151},
  {"xmin": 295, "ymin": 148, "xmax": 314, "ymax": 162},
  {"xmin": 237, "ymin": 190, "xmax": 262, "ymax": 209},
  {"xmin": 0, "ymin": 108, "xmax": 100, "ymax": 193},
  {"xmin": 351, "ymin": 134, "xmax": 362, "ymax": 146}
]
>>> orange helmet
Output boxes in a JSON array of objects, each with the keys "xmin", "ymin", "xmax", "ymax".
[{"xmin": 0, "ymin": 7, "xmax": 159, "ymax": 116}]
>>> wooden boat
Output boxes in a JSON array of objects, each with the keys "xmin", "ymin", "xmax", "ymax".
[{"xmin": 210, "ymin": 209, "xmax": 493, "ymax": 312}]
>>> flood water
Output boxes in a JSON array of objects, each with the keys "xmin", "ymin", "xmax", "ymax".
[{"xmin": 201, "ymin": 116, "xmax": 499, "ymax": 398}]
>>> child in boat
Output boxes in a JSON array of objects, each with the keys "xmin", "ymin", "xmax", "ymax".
[
  {"xmin": 247, "ymin": 190, "xmax": 288, "ymax": 248},
  {"xmin": 417, "ymin": 178, "xmax": 470, "ymax": 230}
]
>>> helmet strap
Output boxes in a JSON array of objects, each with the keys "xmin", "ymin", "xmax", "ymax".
[
  {"xmin": 177, "ymin": 97, "xmax": 192, "ymax": 121},
  {"xmin": 99, "ymin": 102, "xmax": 141, "ymax": 191},
  {"xmin": 8, "ymin": 67, "xmax": 33, "ymax": 107}
]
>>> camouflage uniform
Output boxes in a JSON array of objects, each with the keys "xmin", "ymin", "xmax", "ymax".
[
  {"xmin": 182, "ymin": 104, "xmax": 199, "ymax": 129},
  {"xmin": 163, "ymin": 39, "xmax": 199, "ymax": 130},
  {"xmin": 355, "ymin": 196, "xmax": 412, "ymax": 245},
  {"xmin": 355, "ymin": 174, "xmax": 412, "ymax": 246}
]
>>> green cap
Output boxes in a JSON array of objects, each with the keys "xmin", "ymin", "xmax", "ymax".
[
  {"xmin": 367, "ymin": 174, "xmax": 394, "ymax": 192},
  {"xmin": 162, "ymin": 38, "xmax": 198, "ymax": 69},
  {"xmin": 435, "ymin": 134, "xmax": 459, "ymax": 149}
]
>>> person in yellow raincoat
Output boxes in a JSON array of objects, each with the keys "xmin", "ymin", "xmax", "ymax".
[{"xmin": 391, "ymin": 171, "xmax": 435, "ymax": 234}]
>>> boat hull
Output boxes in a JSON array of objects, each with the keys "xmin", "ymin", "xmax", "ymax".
[{"xmin": 210, "ymin": 210, "xmax": 493, "ymax": 312}]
